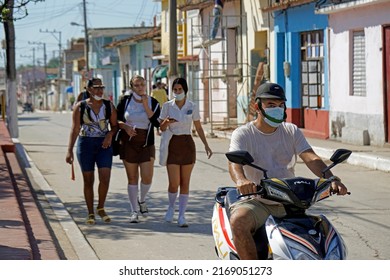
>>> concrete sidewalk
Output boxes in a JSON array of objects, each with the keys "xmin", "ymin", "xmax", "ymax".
[{"xmin": 0, "ymin": 120, "xmax": 60, "ymax": 260}]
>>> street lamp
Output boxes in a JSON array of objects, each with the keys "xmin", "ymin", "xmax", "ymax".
[{"xmin": 70, "ymin": 21, "xmax": 89, "ymax": 73}]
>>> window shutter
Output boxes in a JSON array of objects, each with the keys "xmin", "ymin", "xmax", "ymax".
[{"xmin": 352, "ymin": 31, "xmax": 366, "ymax": 96}]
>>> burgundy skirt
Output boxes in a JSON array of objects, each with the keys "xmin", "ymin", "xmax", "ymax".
[
  {"xmin": 119, "ymin": 128, "xmax": 155, "ymax": 163},
  {"xmin": 167, "ymin": 135, "xmax": 196, "ymax": 165}
]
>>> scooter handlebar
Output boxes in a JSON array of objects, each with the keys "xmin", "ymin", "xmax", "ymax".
[{"xmin": 237, "ymin": 185, "xmax": 266, "ymax": 198}]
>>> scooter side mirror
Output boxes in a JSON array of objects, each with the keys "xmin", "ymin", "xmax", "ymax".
[
  {"xmin": 321, "ymin": 148, "xmax": 352, "ymax": 176},
  {"xmin": 225, "ymin": 150, "xmax": 254, "ymax": 165},
  {"xmin": 330, "ymin": 149, "xmax": 352, "ymax": 164}
]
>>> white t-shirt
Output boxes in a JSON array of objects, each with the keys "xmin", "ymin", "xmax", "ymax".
[
  {"xmin": 124, "ymin": 96, "xmax": 152, "ymax": 130},
  {"xmin": 229, "ymin": 122, "xmax": 311, "ymax": 184},
  {"xmin": 159, "ymin": 99, "xmax": 200, "ymax": 135}
]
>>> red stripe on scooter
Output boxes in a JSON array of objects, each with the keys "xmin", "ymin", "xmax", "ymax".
[
  {"xmin": 218, "ymin": 206, "xmax": 237, "ymax": 252},
  {"xmin": 325, "ymin": 227, "xmax": 335, "ymax": 253},
  {"xmin": 280, "ymin": 228, "xmax": 318, "ymax": 254}
]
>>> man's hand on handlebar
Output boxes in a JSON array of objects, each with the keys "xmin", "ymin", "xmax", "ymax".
[
  {"xmin": 236, "ymin": 179, "xmax": 257, "ymax": 195},
  {"xmin": 330, "ymin": 180, "xmax": 349, "ymax": 195}
]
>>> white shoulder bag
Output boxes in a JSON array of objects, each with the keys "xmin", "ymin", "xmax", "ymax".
[{"xmin": 159, "ymin": 128, "xmax": 173, "ymax": 166}]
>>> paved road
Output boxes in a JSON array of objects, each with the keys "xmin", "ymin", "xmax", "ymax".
[
  {"xmin": 18, "ymin": 111, "xmax": 232, "ymax": 260},
  {"xmin": 17, "ymin": 111, "xmax": 390, "ymax": 260}
]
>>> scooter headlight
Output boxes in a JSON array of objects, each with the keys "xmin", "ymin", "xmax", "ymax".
[
  {"xmin": 290, "ymin": 248, "xmax": 316, "ymax": 260},
  {"xmin": 325, "ymin": 238, "xmax": 346, "ymax": 260},
  {"xmin": 264, "ymin": 185, "xmax": 293, "ymax": 203},
  {"xmin": 285, "ymin": 239, "xmax": 319, "ymax": 260},
  {"xmin": 326, "ymin": 246, "xmax": 341, "ymax": 260}
]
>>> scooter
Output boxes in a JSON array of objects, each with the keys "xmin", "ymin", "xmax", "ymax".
[{"xmin": 212, "ymin": 148, "xmax": 352, "ymax": 260}]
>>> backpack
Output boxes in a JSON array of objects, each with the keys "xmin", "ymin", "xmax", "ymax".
[
  {"xmin": 111, "ymin": 94, "xmax": 133, "ymax": 156},
  {"xmin": 80, "ymin": 99, "xmax": 112, "ymax": 125}
]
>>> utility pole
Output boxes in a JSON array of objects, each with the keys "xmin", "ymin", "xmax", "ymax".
[
  {"xmin": 20, "ymin": 53, "xmax": 33, "ymax": 105},
  {"xmin": 83, "ymin": 0, "xmax": 89, "ymax": 73},
  {"xmin": 32, "ymin": 47, "xmax": 36, "ymax": 108},
  {"xmin": 168, "ymin": 0, "xmax": 178, "ymax": 99},
  {"xmin": 40, "ymin": 29, "xmax": 62, "ymax": 110},
  {"xmin": 29, "ymin": 41, "xmax": 48, "ymax": 110},
  {"xmin": 23, "ymin": 48, "xmax": 37, "ymax": 108},
  {"xmin": 39, "ymin": 29, "xmax": 62, "ymax": 77}
]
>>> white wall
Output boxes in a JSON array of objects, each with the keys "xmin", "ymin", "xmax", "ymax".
[{"xmin": 329, "ymin": 1, "xmax": 389, "ymax": 145}]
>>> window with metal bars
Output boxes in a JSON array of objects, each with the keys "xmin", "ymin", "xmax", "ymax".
[
  {"xmin": 300, "ymin": 30, "xmax": 324, "ymax": 108},
  {"xmin": 352, "ymin": 30, "xmax": 366, "ymax": 96}
]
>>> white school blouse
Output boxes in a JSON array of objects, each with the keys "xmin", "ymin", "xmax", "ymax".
[{"xmin": 159, "ymin": 99, "xmax": 200, "ymax": 135}]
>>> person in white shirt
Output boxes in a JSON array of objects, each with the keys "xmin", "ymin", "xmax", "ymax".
[
  {"xmin": 159, "ymin": 78, "xmax": 213, "ymax": 227},
  {"xmin": 116, "ymin": 75, "xmax": 161, "ymax": 223},
  {"xmin": 228, "ymin": 82, "xmax": 349, "ymax": 259}
]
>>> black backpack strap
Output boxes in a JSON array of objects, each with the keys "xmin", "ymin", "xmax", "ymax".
[
  {"xmin": 82, "ymin": 91, "xmax": 89, "ymax": 100},
  {"xmin": 124, "ymin": 93, "xmax": 132, "ymax": 110},
  {"xmin": 79, "ymin": 100, "xmax": 93, "ymax": 125},
  {"xmin": 102, "ymin": 99, "xmax": 112, "ymax": 120},
  {"xmin": 116, "ymin": 93, "xmax": 133, "ymax": 122},
  {"xmin": 80, "ymin": 100, "xmax": 86, "ymax": 125}
]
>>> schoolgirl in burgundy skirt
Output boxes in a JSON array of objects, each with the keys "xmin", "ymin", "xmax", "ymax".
[
  {"xmin": 166, "ymin": 134, "xmax": 196, "ymax": 165},
  {"xmin": 120, "ymin": 128, "xmax": 155, "ymax": 163}
]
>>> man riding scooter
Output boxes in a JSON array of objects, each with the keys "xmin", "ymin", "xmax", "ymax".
[{"xmin": 227, "ymin": 82, "xmax": 348, "ymax": 259}]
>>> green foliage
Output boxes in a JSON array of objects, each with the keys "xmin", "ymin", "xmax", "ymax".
[
  {"xmin": 0, "ymin": 0, "xmax": 44, "ymax": 23},
  {"xmin": 47, "ymin": 57, "xmax": 59, "ymax": 68},
  {"xmin": 1, "ymin": 7, "xmax": 11, "ymax": 21}
]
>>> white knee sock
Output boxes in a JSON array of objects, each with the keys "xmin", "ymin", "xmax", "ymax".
[
  {"xmin": 178, "ymin": 194, "xmax": 189, "ymax": 218},
  {"xmin": 140, "ymin": 183, "xmax": 151, "ymax": 203},
  {"xmin": 168, "ymin": 192, "xmax": 178, "ymax": 209},
  {"xmin": 127, "ymin": 184, "xmax": 138, "ymax": 212}
]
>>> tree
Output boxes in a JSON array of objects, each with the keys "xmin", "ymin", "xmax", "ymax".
[
  {"xmin": 1, "ymin": 0, "xmax": 43, "ymax": 22},
  {"xmin": 47, "ymin": 57, "xmax": 59, "ymax": 69},
  {"xmin": 1, "ymin": 0, "xmax": 43, "ymax": 137}
]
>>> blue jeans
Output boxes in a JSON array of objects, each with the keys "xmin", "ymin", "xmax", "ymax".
[
  {"xmin": 77, "ymin": 137, "xmax": 113, "ymax": 172},
  {"xmin": 210, "ymin": 7, "xmax": 222, "ymax": 40}
]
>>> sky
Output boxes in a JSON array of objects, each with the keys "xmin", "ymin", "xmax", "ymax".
[{"xmin": 2, "ymin": 0, "xmax": 161, "ymax": 67}]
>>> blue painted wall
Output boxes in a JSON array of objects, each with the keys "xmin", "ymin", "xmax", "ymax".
[{"xmin": 273, "ymin": 2, "xmax": 329, "ymax": 110}]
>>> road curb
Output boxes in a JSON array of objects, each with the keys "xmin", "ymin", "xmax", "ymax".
[
  {"xmin": 311, "ymin": 146, "xmax": 390, "ymax": 172},
  {"xmin": 14, "ymin": 139, "xmax": 99, "ymax": 260}
]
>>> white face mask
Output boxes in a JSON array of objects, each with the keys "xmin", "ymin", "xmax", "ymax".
[
  {"xmin": 91, "ymin": 94, "xmax": 103, "ymax": 101},
  {"xmin": 132, "ymin": 92, "xmax": 143, "ymax": 100},
  {"xmin": 263, "ymin": 107, "xmax": 285, "ymax": 127},
  {"xmin": 174, "ymin": 92, "xmax": 185, "ymax": 101}
]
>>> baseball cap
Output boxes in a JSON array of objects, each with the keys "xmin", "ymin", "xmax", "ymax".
[{"xmin": 255, "ymin": 82, "xmax": 287, "ymax": 101}]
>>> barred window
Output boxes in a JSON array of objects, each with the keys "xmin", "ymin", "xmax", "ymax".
[
  {"xmin": 352, "ymin": 30, "xmax": 366, "ymax": 96},
  {"xmin": 301, "ymin": 30, "xmax": 324, "ymax": 108}
]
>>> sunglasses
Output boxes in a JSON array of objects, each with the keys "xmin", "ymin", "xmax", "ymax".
[{"xmin": 92, "ymin": 85, "xmax": 105, "ymax": 89}]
